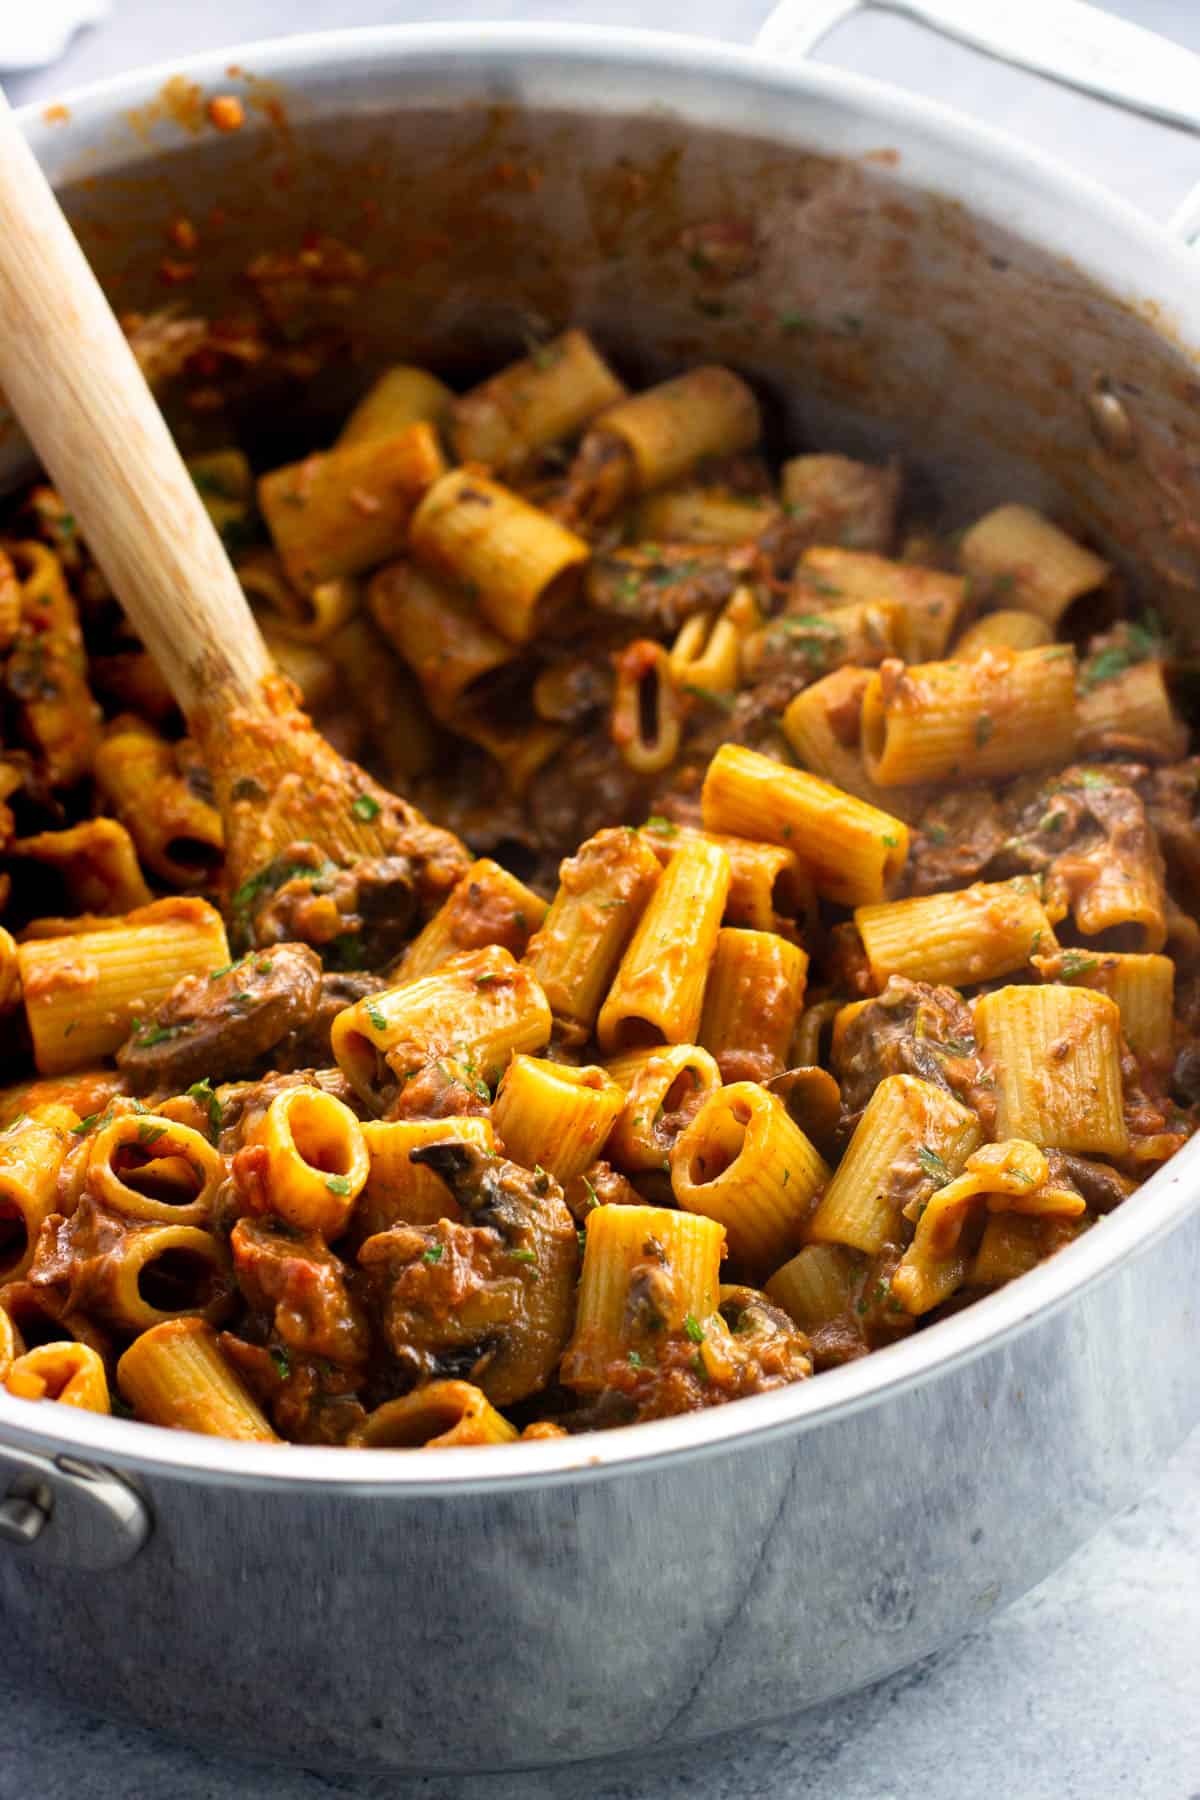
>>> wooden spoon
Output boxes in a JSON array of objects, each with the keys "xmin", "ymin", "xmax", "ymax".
[{"xmin": 0, "ymin": 89, "xmax": 468, "ymax": 956}]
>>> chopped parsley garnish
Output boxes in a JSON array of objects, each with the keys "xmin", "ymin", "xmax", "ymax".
[
  {"xmin": 269, "ymin": 1346, "xmax": 291, "ymax": 1380},
  {"xmin": 135, "ymin": 1121, "xmax": 165, "ymax": 1146},
  {"xmin": 325, "ymin": 1174, "xmax": 352, "ymax": 1196},
  {"xmin": 1059, "ymin": 950, "xmax": 1100, "ymax": 981},
  {"xmin": 581, "ymin": 1175, "xmax": 600, "ymax": 1210},
  {"xmin": 692, "ymin": 1352, "xmax": 709, "ymax": 1382},
  {"xmin": 628, "ymin": 1349, "xmax": 644, "ymax": 1369},
  {"xmin": 684, "ymin": 1313, "xmax": 705, "ymax": 1345},
  {"xmin": 422, "ymin": 1244, "xmax": 444, "ymax": 1265},
  {"xmin": 882, "ymin": 832, "xmax": 899, "ymax": 848},
  {"xmin": 365, "ymin": 1002, "xmax": 388, "ymax": 1033},
  {"xmin": 645, "ymin": 815, "xmax": 678, "ymax": 835},
  {"xmin": 683, "ymin": 683, "xmax": 736, "ymax": 713},
  {"xmin": 133, "ymin": 1023, "xmax": 183, "ymax": 1049},
  {"xmin": 927, "ymin": 824, "xmax": 948, "ymax": 845},
  {"xmin": 510, "ymin": 1247, "xmax": 539, "ymax": 1268},
  {"xmin": 351, "ymin": 793, "xmax": 381, "ymax": 822},
  {"xmin": 186, "ymin": 1079, "xmax": 223, "ymax": 1139},
  {"xmin": 974, "ymin": 714, "xmax": 994, "ymax": 748},
  {"xmin": 917, "ymin": 1144, "xmax": 950, "ymax": 1185}
]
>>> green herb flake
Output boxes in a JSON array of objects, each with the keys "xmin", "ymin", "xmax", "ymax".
[
  {"xmin": 974, "ymin": 713, "xmax": 994, "ymax": 749},
  {"xmin": 683, "ymin": 683, "xmax": 736, "ymax": 713},
  {"xmin": 351, "ymin": 793, "xmax": 382, "ymax": 822},
  {"xmin": 186, "ymin": 1079, "xmax": 223, "ymax": 1138},
  {"xmin": 422, "ymin": 1244, "xmax": 444, "ymax": 1265},
  {"xmin": 325, "ymin": 1174, "xmax": 352, "ymax": 1196},
  {"xmin": 628, "ymin": 1349, "xmax": 644, "ymax": 1369},
  {"xmin": 645, "ymin": 815, "xmax": 678, "ymax": 836},
  {"xmin": 366, "ymin": 1002, "xmax": 388, "ymax": 1033},
  {"xmin": 269, "ymin": 1346, "xmax": 291, "ymax": 1380},
  {"xmin": 133, "ymin": 1023, "xmax": 182, "ymax": 1049},
  {"xmin": 510, "ymin": 1247, "xmax": 539, "ymax": 1268},
  {"xmin": 684, "ymin": 1313, "xmax": 705, "ymax": 1345},
  {"xmin": 691, "ymin": 1352, "xmax": 709, "ymax": 1383},
  {"xmin": 927, "ymin": 824, "xmax": 948, "ymax": 845},
  {"xmin": 135, "ymin": 1121, "xmax": 165, "ymax": 1147},
  {"xmin": 1059, "ymin": 950, "xmax": 1100, "ymax": 981},
  {"xmin": 581, "ymin": 1175, "xmax": 600, "ymax": 1210},
  {"xmin": 917, "ymin": 1144, "xmax": 950, "ymax": 1185},
  {"xmin": 882, "ymin": 832, "xmax": 899, "ymax": 848}
]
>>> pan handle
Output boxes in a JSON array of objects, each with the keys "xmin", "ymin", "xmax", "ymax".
[{"xmin": 754, "ymin": 0, "xmax": 1200, "ymax": 241}]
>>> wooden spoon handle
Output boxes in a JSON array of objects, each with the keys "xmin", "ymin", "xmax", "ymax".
[{"xmin": 0, "ymin": 86, "xmax": 272, "ymax": 720}]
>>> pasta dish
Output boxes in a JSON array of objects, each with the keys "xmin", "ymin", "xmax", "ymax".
[{"xmin": 0, "ymin": 330, "xmax": 1193, "ymax": 1449}]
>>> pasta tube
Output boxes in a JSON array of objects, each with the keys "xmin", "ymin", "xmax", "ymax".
[
  {"xmin": 4, "ymin": 540, "xmax": 100, "ymax": 787},
  {"xmin": 765, "ymin": 1243, "xmax": 860, "ymax": 1333},
  {"xmin": 890, "ymin": 1138, "xmax": 1085, "ymax": 1315},
  {"xmin": 862, "ymin": 646, "xmax": 1078, "ymax": 786},
  {"xmin": 640, "ymin": 821, "xmax": 814, "ymax": 938},
  {"xmin": 793, "ymin": 547, "xmax": 964, "ymax": 660},
  {"xmin": 604, "ymin": 1043, "xmax": 722, "ymax": 1175},
  {"xmin": 701, "ymin": 743, "xmax": 909, "ymax": 907},
  {"xmin": 524, "ymin": 828, "xmax": 662, "ymax": 1042},
  {"xmin": 974, "ymin": 983, "xmax": 1128, "ymax": 1155},
  {"xmin": 807, "ymin": 1075, "xmax": 982, "ymax": 1255},
  {"xmin": 493, "ymin": 1056, "xmax": 624, "ymax": 1182},
  {"xmin": 395, "ymin": 859, "xmax": 547, "ymax": 982},
  {"xmin": 117, "ymin": 1318, "xmax": 278, "ymax": 1441},
  {"xmin": 358, "ymin": 1117, "xmax": 495, "ymax": 1234},
  {"xmin": 5, "ymin": 1341, "xmax": 109, "ymax": 1413},
  {"xmin": 332, "ymin": 945, "xmax": 552, "ymax": 1113},
  {"xmin": 93, "ymin": 714, "xmax": 224, "ymax": 888},
  {"xmin": 1043, "ymin": 951, "xmax": 1174, "ymax": 1065},
  {"xmin": 953, "ymin": 609, "xmax": 1053, "ymax": 657},
  {"xmin": 450, "ymin": 329, "xmax": 625, "ymax": 472},
  {"xmin": 10, "ymin": 819, "xmax": 153, "ymax": 915},
  {"xmin": 596, "ymin": 367, "xmax": 761, "ymax": 493},
  {"xmin": 960, "ymin": 505, "xmax": 1108, "ymax": 625},
  {"xmin": 86, "ymin": 1113, "xmax": 223, "ymax": 1227},
  {"xmin": 671, "ymin": 1082, "xmax": 830, "ymax": 1276},
  {"xmin": 251, "ymin": 1087, "xmax": 369, "ymax": 1238},
  {"xmin": 0, "ymin": 1104, "xmax": 78, "ymax": 1282},
  {"xmin": 855, "ymin": 880, "xmax": 1056, "ymax": 990},
  {"xmin": 781, "ymin": 667, "xmax": 932, "ymax": 825},
  {"xmin": 18, "ymin": 897, "xmax": 230, "ymax": 1076},
  {"xmin": 561, "ymin": 1204, "xmax": 725, "ymax": 1392},
  {"xmin": 633, "ymin": 488, "xmax": 778, "ymax": 545},
  {"xmin": 354, "ymin": 1379, "xmax": 518, "ymax": 1448},
  {"xmin": 1076, "ymin": 659, "xmax": 1188, "ymax": 762},
  {"xmin": 597, "ymin": 839, "xmax": 730, "ymax": 1053},
  {"xmin": 409, "ymin": 469, "xmax": 589, "ymax": 645},
  {"xmin": 698, "ymin": 929, "xmax": 809, "ymax": 1083},
  {"xmin": 237, "ymin": 549, "xmax": 360, "ymax": 644},
  {"xmin": 0, "ymin": 1305, "xmax": 19, "ymax": 1378},
  {"xmin": 611, "ymin": 640, "xmax": 685, "ymax": 775},
  {"xmin": 337, "ymin": 365, "xmax": 455, "ymax": 447},
  {"xmin": 258, "ymin": 422, "xmax": 446, "ymax": 589},
  {"xmin": 368, "ymin": 559, "xmax": 517, "ymax": 721},
  {"xmin": 91, "ymin": 1223, "xmax": 231, "ymax": 1333}
]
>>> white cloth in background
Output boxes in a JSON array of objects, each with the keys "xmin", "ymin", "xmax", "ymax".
[{"xmin": 0, "ymin": 0, "xmax": 109, "ymax": 71}]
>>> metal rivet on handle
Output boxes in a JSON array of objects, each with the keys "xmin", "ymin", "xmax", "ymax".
[
  {"xmin": 0, "ymin": 1491, "xmax": 48, "ymax": 1548},
  {"xmin": 1086, "ymin": 378, "xmax": 1137, "ymax": 459}
]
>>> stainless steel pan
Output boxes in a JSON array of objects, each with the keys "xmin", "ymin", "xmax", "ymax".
[{"xmin": 2, "ymin": 6, "xmax": 1200, "ymax": 1771}]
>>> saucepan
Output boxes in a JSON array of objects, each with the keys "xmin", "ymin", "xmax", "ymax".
[{"xmin": 1, "ymin": 1, "xmax": 1199, "ymax": 1772}]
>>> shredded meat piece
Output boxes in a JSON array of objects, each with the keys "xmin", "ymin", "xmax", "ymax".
[
  {"xmin": 219, "ymin": 1333, "xmax": 367, "ymax": 1445},
  {"xmin": 116, "ymin": 943, "xmax": 322, "ymax": 1092},
  {"xmin": 907, "ymin": 787, "xmax": 1008, "ymax": 895},
  {"xmin": 585, "ymin": 543, "xmax": 759, "ymax": 633},
  {"xmin": 274, "ymin": 971, "xmax": 386, "ymax": 1072},
  {"xmin": 231, "ymin": 1215, "xmax": 370, "ymax": 1366},
  {"xmin": 561, "ymin": 1159, "xmax": 642, "ymax": 1225},
  {"xmin": 1140, "ymin": 758, "xmax": 1200, "ymax": 905},
  {"xmin": 780, "ymin": 455, "xmax": 900, "ymax": 555},
  {"xmin": 358, "ymin": 1143, "xmax": 577, "ymax": 1405},
  {"xmin": 834, "ymin": 976, "xmax": 995, "ymax": 1128},
  {"xmin": 526, "ymin": 730, "xmax": 652, "ymax": 858}
]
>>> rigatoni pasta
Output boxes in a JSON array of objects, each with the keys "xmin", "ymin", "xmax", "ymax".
[{"xmin": 0, "ymin": 336, "xmax": 1195, "ymax": 1453}]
